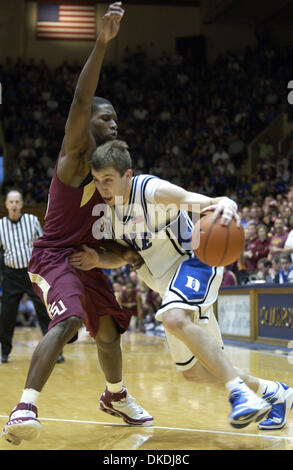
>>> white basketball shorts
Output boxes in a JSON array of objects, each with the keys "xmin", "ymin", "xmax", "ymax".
[{"xmin": 155, "ymin": 256, "xmax": 224, "ymax": 371}]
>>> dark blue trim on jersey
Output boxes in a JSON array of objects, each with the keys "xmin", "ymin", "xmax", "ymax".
[
  {"xmin": 123, "ymin": 176, "xmax": 138, "ymax": 224},
  {"xmin": 140, "ymin": 177, "xmax": 194, "ymax": 258},
  {"xmin": 165, "ymin": 227, "xmax": 189, "ymax": 257},
  {"xmin": 198, "ymin": 305, "xmax": 209, "ymax": 321},
  {"xmin": 159, "ymin": 299, "xmax": 209, "ymax": 321},
  {"xmin": 166, "ymin": 213, "xmax": 193, "ymax": 257},
  {"xmin": 140, "ymin": 175, "xmax": 157, "ymax": 230},
  {"xmin": 175, "ymin": 355, "xmax": 195, "ymax": 366}
]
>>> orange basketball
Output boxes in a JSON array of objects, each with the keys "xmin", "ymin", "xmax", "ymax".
[{"xmin": 192, "ymin": 212, "xmax": 245, "ymax": 267}]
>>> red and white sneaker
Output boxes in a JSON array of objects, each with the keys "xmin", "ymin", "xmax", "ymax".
[
  {"xmin": 2, "ymin": 403, "xmax": 41, "ymax": 445},
  {"xmin": 99, "ymin": 387, "xmax": 154, "ymax": 426}
]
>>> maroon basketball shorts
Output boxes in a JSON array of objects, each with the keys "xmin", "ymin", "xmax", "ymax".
[{"xmin": 28, "ymin": 247, "xmax": 131, "ymax": 339}]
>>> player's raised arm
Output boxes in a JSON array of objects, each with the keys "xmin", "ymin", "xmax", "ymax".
[
  {"xmin": 59, "ymin": 2, "xmax": 124, "ymax": 182},
  {"xmin": 153, "ymin": 180, "xmax": 239, "ymax": 226}
]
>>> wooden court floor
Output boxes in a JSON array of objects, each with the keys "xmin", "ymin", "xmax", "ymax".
[{"xmin": 1, "ymin": 326, "xmax": 293, "ymax": 451}]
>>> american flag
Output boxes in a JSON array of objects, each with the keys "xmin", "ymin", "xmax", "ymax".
[{"xmin": 36, "ymin": 4, "xmax": 97, "ymax": 41}]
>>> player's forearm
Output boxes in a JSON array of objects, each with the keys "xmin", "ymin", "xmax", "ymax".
[
  {"xmin": 96, "ymin": 250, "xmax": 126, "ymax": 269},
  {"xmin": 100, "ymin": 239, "xmax": 144, "ymax": 270},
  {"xmin": 73, "ymin": 36, "xmax": 108, "ymax": 107},
  {"xmin": 155, "ymin": 184, "xmax": 213, "ymax": 212},
  {"xmin": 175, "ymin": 190, "xmax": 214, "ymax": 211},
  {"xmin": 100, "ymin": 239, "xmax": 130, "ymax": 257},
  {"xmin": 186, "ymin": 194, "xmax": 217, "ymax": 212}
]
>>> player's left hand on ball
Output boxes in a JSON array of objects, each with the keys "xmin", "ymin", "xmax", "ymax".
[{"xmin": 69, "ymin": 245, "xmax": 99, "ymax": 270}]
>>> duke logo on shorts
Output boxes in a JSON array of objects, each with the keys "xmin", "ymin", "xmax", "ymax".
[{"xmin": 185, "ymin": 276, "xmax": 200, "ymax": 291}]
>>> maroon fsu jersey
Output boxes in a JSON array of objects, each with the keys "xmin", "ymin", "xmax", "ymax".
[{"xmin": 34, "ymin": 167, "xmax": 103, "ymax": 250}]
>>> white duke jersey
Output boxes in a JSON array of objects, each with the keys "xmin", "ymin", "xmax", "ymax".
[
  {"xmin": 98, "ymin": 174, "xmax": 222, "ymax": 298},
  {"xmin": 95, "ymin": 174, "xmax": 223, "ymax": 371}
]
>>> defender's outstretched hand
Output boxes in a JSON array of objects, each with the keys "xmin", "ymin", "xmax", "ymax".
[{"xmin": 100, "ymin": 2, "xmax": 125, "ymax": 43}]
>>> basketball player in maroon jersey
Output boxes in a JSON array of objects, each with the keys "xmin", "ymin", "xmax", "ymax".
[{"xmin": 2, "ymin": 2, "xmax": 153, "ymax": 446}]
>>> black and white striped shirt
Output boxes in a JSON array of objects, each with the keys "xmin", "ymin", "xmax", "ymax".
[{"xmin": 0, "ymin": 214, "xmax": 43, "ymax": 269}]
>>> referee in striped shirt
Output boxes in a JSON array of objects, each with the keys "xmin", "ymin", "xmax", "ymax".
[{"xmin": 0, "ymin": 190, "xmax": 52, "ymax": 363}]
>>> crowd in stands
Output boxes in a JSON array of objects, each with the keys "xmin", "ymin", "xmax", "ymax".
[
  {"xmin": 1, "ymin": 35, "xmax": 293, "ymax": 331},
  {"xmin": 223, "ymin": 187, "xmax": 293, "ymax": 286},
  {"xmin": 1, "ymin": 39, "xmax": 292, "ymax": 202}
]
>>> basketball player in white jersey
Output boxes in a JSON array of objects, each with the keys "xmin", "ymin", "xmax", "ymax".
[{"xmin": 70, "ymin": 140, "xmax": 293, "ymax": 431}]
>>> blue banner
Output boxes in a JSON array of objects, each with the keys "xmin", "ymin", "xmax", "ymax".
[{"xmin": 258, "ymin": 293, "xmax": 293, "ymax": 340}]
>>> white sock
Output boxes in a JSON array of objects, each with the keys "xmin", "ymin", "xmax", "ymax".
[
  {"xmin": 20, "ymin": 388, "xmax": 40, "ymax": 405},
  {"xmin": 106, "ymin": 381, "xmax": 124, "ymax": 394},
  {"xmin": 256, "ymin": 379, "xmax": 278, "ymax": 397},
  {"xmin": 225, "ymin": 377, "xmax": 248, "ymax": 394}
]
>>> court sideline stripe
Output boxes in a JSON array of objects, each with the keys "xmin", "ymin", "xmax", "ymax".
[{"xmin": 0, "ymin": 415, "xmax": 290, "ymax": 441}]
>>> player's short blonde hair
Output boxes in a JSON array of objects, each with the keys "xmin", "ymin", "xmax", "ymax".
[{"xmin": 89, "ymin": 140, "xmax": 132, "ymax": 176}]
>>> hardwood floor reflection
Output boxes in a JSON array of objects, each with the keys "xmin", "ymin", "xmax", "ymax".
[{"xmin": 0, "ymin": 327, "xmax": 292, "ymax": 451}]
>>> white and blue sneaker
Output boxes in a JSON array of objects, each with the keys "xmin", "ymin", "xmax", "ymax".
[
  {"xmin": 258, "ymin": 382, "xmax": 293, "ymax": 430},
  {"xmin": 229, "ymin": 387, "xmax": 272, "ymax": 429}
]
